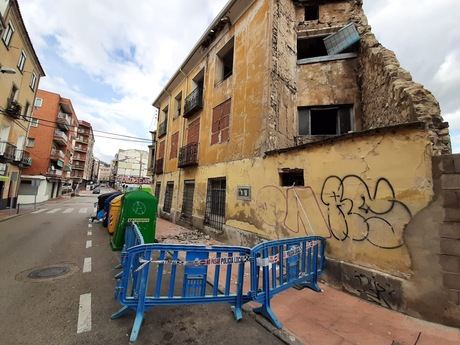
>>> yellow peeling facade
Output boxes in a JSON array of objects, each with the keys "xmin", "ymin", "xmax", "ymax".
[{"xmin": 0, "ymin": 0, "xmax": 45, "ymax": 208}]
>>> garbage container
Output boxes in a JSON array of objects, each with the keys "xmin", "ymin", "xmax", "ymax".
[
  {"xmin": 96, "ymin": 192, "xmax": 119, "ymax": 220},
  {"xmin": 107, "ymin": 194, "xmax": 123, "ymax": 235},
  {"xmin": 103, "ymin": 192, "xmax": 122, "ymax": 227},
  {"xmin": 111, "ymin": 190, "xmax": 158, "ymax": 251}
]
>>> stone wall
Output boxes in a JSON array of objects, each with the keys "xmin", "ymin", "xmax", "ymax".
[{"xmin": 350, "ymin": 0, "xmax": 451, "ymax": 155}]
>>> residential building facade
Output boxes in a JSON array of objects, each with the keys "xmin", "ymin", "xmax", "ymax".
[
  {"xmin": 152, "ymin": 0, "xmax": 456, "ymax": 326},
  {"xmin": 97, "ymin": 161, "xmax": 111, "ymax": 182},
  {"xmin": 0, "ymin": 0, "xmax": 45, "ymax": 208},
  {"xmin": 72, "ymin": 120, "xmax": 94, "ymax": 188},
  {"xmin": 114, "ymin": 148, "xmax": 149, "ymax": 184},
  {"xmin": 146, "ymin": 130, "xmax": 156, "ymax": 180},
  {"xmin": 19, "ymin": 90, "xmax": 77, "ymax": 203}
]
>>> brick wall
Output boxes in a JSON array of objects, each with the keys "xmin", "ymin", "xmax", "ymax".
[{"xmin": 438, "ymin": 154, "xmax": 460, "ymax": 305}]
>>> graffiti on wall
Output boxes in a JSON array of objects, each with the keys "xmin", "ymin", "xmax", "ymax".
[
  {"xmin": 255, "ymin": 175, "xmax": 412, "ymax": 249},
  {"xmin": 320, "ymin": 175, "xmax": 412, "ymax": 249}
]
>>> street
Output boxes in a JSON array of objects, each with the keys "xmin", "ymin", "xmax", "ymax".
[{"xmin": 0, "ymin": 193, "xmax": 284, "ymax": 345}]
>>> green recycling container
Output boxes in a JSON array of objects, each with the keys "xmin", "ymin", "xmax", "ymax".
[{"xmin": 111, "ymin": 190, "xmax": 157, "ymax": 251}]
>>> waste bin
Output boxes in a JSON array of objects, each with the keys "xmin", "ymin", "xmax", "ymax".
[
  {"xmin": 111, "ymin": 190, "xmax": 157, "ymax": 251},
  {"xmin": 103, "ymin": 192, "xmax": 122, "ymax": 227},
  {"xmin": 107, "ymin": 194, "xmax": 123, "ymax": 235},
  {"xmin": 96, "ymin": 192, "xmax": 119, "ymax": 220}
]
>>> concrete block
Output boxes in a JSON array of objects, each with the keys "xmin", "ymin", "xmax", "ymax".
[
  {"xmin": 441, "ymin": 156, "xmax": 456, "ymax": 174},
  {"xmin": 444, "ymin": 208, "xmax": 460, "ymax": 222},
  {"xmin": 440, "ymin": 223, "xmax": 460, "ymax": 239},
  {"xmin": 447, "ymin": 290, "xmax": 460, "ymax": 305},
  {"xmin": 441, "ymin": 174, "xmax": 460, "ymax": 190},
  {"xmin": 454, "ymin": 155, "xmax": 460, "ymax": 173},
  {"xmin": 442, "ymin": 190, "xmax": 458, "ymax": 208},
  {"xmin": 440, "ymin": 238, "xmax": 460, "ymax": 256},
  {"xmin": 440, "ymin": 255, "xmax": 460, "ymax": 273},
  {"xmin": 443, "ymin": 273, "xmax": 460, "ymax": 290}
]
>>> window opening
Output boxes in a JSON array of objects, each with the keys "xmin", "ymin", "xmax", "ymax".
[
  {"xmin": 280, "ymin": 169, "xmax": 305, "ymax": 187},
  {"xmin": 204, "ymin": 178, "xmax": 226, "ymax": 231},
  {"xmin": 304, "ymin": 2, "xmax": 319, "ymax": 21},
  {"xmin": 216, "ymin": 38, "xmax": 234, "ymax": 82},
  {"xmin": 298, "ymin": 106, "xmax": 353, "ymax": 136},
  {"xmin": 181, "ymin": 180, "xmax": 195, "ymax": 223},
  {"xmin": 163, "ymin": 182, "xmax": 174, "ymax": 213},
  {"xmin": 175, "ymin": 92, "xmax": 182, "ymax": 117},
  {"xmin": 154, "ymin": 182, "xmax": 161, "ymax": 199},
  {"xmin": 297, "ymin": 36, "xmax": 328, "ymax": 60}
]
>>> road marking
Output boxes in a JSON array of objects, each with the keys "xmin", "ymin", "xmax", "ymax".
[
  {"xmin": 83, "ymin": 257, "xmax": 92, "ymax": 273},
  {"xmin": 63, "ymin": 208, "xmax": 74, "ymax": 214},
  {"xmin": 88, "ymin": 223, "xmax": 92, "ymax": 228},
  {"xmin": 31, "ymin": 209, "xmax": 47, "ymax": 214},
  {"xmin": 86, "ymin": 240, "xmax": 92, "ymax": 248},
  {"xmin": 77, "ymin": 293, "xmax": 91, "ymax": 334},
  {"xmin": 87, "ymin": 231, "xmax": 92, "ymax": 236},
  {"xmin": 47, "ymin": 208, "xmax": 62, "ymax": 214},
  {"xmin": 79, "ymin": 208, "xmax": 88, "ymax": 214}
]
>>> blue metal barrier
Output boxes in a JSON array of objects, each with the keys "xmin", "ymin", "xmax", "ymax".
[
  {"xmin": 250, "ymin": 236, "xmax": 326, "ymax": 328},
  {"xmin": 112, "ymin": 231, "xmax": 326, "ymax": 342},
  {"xmin": 112, "ymin": 242, "xmax": 252, "ymax": 342}
]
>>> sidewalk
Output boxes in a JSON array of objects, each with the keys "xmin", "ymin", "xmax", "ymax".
[{"xmin": 155, "ymin": 218, "xmax": 460, "ymax": 345}]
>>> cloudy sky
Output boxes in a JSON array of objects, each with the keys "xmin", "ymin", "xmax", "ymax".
[{"xmin": 19, "ymin": 0, "xmax": 459, "ymax": 162}]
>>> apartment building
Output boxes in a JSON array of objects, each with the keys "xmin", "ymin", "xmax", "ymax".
[
  {"xmin": 72, "ymin": 120, "xmax": 94, "ymax": 188},
  {"xmin": 114, "ymin": 148, "xmax": 149, "ymax": 184},
  {"xmin": 0, "ymin": 0, "xmax": 45, "ymax": 209},
  {"xmin": 97, "ymin": 161, "xmax": 111, "ymax": 183},
  {"xmin": 152, "ymin": 0, "xmax": 456, "ymax": 326},
  {"xmin": 19, "ymin": 90, "xmax": 77, "ymax": 203},
  {"xmin": 146, "ymin": 130, "xmax": 156, "ymax": 181}
]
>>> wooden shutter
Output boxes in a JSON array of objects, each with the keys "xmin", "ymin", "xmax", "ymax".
[
  {"xmin": 158, "ymin": 140, "xmax": 165, "ymax": 159},
  {"xmin": 170, "ymin": 132, "xmax": 179, "ymax": 159},
  {"xmin": 187, "ymin": 117, "xmax": 200, "ymax": 144}
]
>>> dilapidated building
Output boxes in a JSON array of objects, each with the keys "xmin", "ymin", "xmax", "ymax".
[{"xmin": 152, "ymin": 0, "xmax": 459, "ymax": 326}]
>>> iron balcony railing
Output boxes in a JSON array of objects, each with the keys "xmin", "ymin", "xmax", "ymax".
[
  {"xmin": 54, "ymin": 129, "xmax": 68, "ymax": 144},
  {"xmin": 5, "ymin": 100, "xmax": 22, "ymax": 118},
  {"xmin": 154, "ymin": 158, "xmax": 164, "ymax": 175},
  {"xmin": 47, "ymin": 169, "xmax": 63, "ymax": 177},
  {"xmin": 0, "ymin": 141, "xmax": 16, "ymax": 161},
  {"xmin": 158, "ymin": 121, "xmax": 167, "ymax": 138},
  {"xmin": 184, "ymin": 87, "xmax": 203, "ymax": 118},
  {"xmin": 76, "ymin": 136, "xmax": 88, "ymax": 143},
  {"xmin": 178, "ymin": 142, "xmax": 198, "ymax": 168},
  {"xmin": 18, "ymin": 150, "xmax": 32, "ymax": 167},
  {"xmin": 57, "ymin": 112, "xmax": 71, "ymax": 130},
  {"xmin": 74, "ymin": 145, "xmax": 87, "ymax": 152},
  {"xmin": 73, "ymin": 163, "xmax": 85, "ymax": 170}
]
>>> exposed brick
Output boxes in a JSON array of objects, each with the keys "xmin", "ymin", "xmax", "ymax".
[
  {"xmin": 440, "ymin": 255, "xmax": 460, "ymax": 273},
  {"xmin": 443, "ymin": 273, "xmax": 460, "ymax": 290},
  {"xmin": 447, "ymin": 290, "xmax": 460, "ymax": 305},
  {"xmin": 440, "ymin": 223, "xmax": 460, "ymax": 239},
  {"xmin": 441, "ymin": 156, "xmax": 456, "ymax": 174},
  {"xmin": 440, "ymin": 238, "xmax": 460, "ymax": 256},
  {"xmin": 444, "ymin": 208, "xmax": 460, "ymax": 222},
  {"xmin": 441, "ymin": 174, "xmax": 460, "ymax": 190}
]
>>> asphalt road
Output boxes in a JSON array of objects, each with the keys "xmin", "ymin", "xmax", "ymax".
[{"xmin": 0, "ymin": 192, "xmax": 284, "ymax": 345}]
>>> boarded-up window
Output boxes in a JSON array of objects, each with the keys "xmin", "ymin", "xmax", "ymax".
[
  {"xmin": 170, "ymin": 132, "xmax": 179, "ymax": 159},
  {"xmin": 158, "ymin": 140, "xmax": 165, "ymax": 159},
  {"xmin": 211, "ymin": 99, "xmax": 231, "ymax": 145},
  {"xmin": 187, "ymin": 117, "xmax": 200, "ymax": 144}
]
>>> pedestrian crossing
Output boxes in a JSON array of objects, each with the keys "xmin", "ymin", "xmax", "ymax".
[{"xmin": 31, "ymin": 207, "xmax": 92, "ymax": 215}]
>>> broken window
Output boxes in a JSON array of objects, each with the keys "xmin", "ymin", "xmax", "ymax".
[
  {"xmin": 298, "ymin": 106, "xmax": 353, "ymax": 136},
  {"xmin": 216, "ymin": 38, "xmax": 234, "ymax": 83},
  {"xmin": 304, "ymin": 1, "xmax": 319, "ymax": 21},
  {"xmin": 297, "ymin": 36, "xmax": 328, "ymax": 60},
  {"xmin": 280, "ymin": 169, "xmax": 305, "ymax": 187}
]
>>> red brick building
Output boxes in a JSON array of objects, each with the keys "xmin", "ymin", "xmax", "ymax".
[
  {"xmin": 72, "ymin": 120, "xmax": 94, "ymax": 187},
  {"xmin": 19, "ymin": 89, "xmax": 78, "ymax": 201}
]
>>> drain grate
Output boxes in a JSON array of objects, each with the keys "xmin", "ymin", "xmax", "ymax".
[{"xmin": 27, "ymin": 266, "xmax": 70, "ymax": 279}]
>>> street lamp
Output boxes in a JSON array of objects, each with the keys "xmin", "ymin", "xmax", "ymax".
[{"xmin": 0, "ymin": 67, "xmax": 16, "ymax": 74}]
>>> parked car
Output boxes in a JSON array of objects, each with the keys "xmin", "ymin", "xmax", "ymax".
[{"xmin": 92, "ymin": 188, "xmax": 101, "ymax": 194}]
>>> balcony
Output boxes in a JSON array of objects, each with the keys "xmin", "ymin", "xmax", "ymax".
[
  {"xmin": 158, "ymin": 121, "xmax": 167, "ymax": 138},
  {"xmin": 50, "ymin": 149, "xmax": 65, "ymax": 161},
  {"xmin": 5, "ymin": 100, "xmax": 22, "ymax": 119},
  {"xmin": 178, "ymin": 143, "xmax": 198, "ymax": 168},
  {"xmin": 74, "ymin": 146, "xmax": 87, "ymax": 153},
  {"xmin": 76, "ymin": 136, "xmax": 88, "ymax": 144},
  {"xmin": 18, "ymin": 151, "xmax": 32, "ymax": 167},
  {"xmin": 53, "ymin": 130, "xmax": 68, "ymax": 146},
  {"xmin": 57, "ymin": 112, "xmax": 71, "ymax": 131},
  {"xmin": 0, "ymin": 141, "xmax": 16, "ymax": 162},
  {"xmin": 184, "ymin": 87, "xmax": 203, "ymax": 118},
  {"xmin": 154, "ymin": 158, "xmax": 164, "ymax": 175},
  {"xmin": 73, "ymin": 163, "xmax": 85, "ymax": 170},
  {"xmin": 46, "ymin": 169, "xmax": 63, "ymax": 178}
]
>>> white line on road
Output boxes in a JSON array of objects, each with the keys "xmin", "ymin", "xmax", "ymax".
[
  {"xmin": 87, "ymin": 223, "xmax": 92, "ymax": 228},
  {"xmin": 79, "ymin": 208, "xmax": 88, "ymax": 214},
  {"xmin": 63, "ymin": 208, "xmax": 74, "ymax": 214},
  {"xmin": 47, "ymin": 208, "xmax": 61, "ymax": 214},
  {"xmin": 77, "ymin": 293, "xmax": 91, "ymax": 334},
  {"xmin": 87, "ymin": 231, "xmax": 92, "ymax": 236},
  {"xmin": 83, "ymin": 257, "xmax": 92, "ymax": 273},
  {"xmin": 31, "ymin": 209, "xmax": 47, "ymax": 214},
  {"xmin": 86, "ymin": 240, "xmax": 92, "ymax": 248}
]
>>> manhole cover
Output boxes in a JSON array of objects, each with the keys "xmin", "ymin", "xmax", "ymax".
[
  {"xmin": 16, "ymin": 263, "xmax": 78, "ymax": 282},
  {"xmin": 28, "ymin": 266, "xmax": 70, "ymax": 279}
]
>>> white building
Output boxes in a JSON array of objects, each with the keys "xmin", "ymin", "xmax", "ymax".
[{"xmin": 115, "ymin": 149, "xmax": 149, "ymax": 183}]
